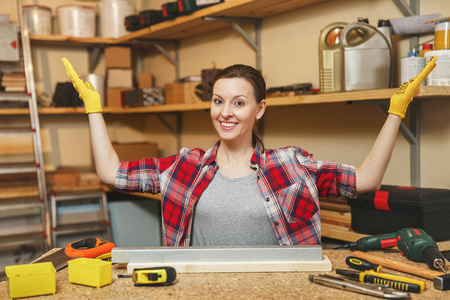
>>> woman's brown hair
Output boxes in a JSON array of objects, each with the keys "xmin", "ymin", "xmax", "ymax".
[{"xmin": 212, "ymin": 64, "xmax": 266, "ymax": 151}]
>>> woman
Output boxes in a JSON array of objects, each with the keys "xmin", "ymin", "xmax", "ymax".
[{"xmin": 62, "ymin": 57, "xmax": 436, "ymax": 247}]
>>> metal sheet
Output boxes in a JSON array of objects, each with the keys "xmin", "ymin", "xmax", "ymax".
[{"xmin": 112, "ymin": 245, "xmax": 323, "ymax": 264}]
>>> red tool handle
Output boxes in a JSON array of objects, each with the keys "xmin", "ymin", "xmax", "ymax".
[{"xmin": 64, "ymin": 237, "xmax": 115, "ymax": 258}]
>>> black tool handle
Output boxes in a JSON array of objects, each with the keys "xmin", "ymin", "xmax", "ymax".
[
  {"xmin": 346, "ymin": 256, "xmax": 383, "ymax": 272},
  {"xmin": 363, "ymin": 274, "xmax": 421, "ymax": 293}
]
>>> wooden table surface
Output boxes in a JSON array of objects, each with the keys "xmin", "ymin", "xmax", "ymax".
[{"xmin": 1, "ymin": 249, "xmax": 449, "ymax": 299}]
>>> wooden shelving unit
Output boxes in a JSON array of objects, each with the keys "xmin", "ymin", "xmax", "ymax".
[
  {"xmin": 28, "ymin": 0, "xmax": 329, "ymax": 46},
  {"xmin": 1, "ymin": 86, "xmax": 449, "ymax": 115}
]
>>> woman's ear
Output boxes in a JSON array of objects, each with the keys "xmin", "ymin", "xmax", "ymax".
[{"xmin": 256, "ymin": 99, "xmax": 266, "ymax": 120}]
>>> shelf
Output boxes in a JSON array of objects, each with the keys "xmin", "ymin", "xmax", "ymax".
[
  {"xmin": 28, "ymin": 0, "xmax": 329, "ymax": 46},
  {"xmin": 0, "ymin": 162, "xmax": 39, "ymax": 175},
  {"xmin": 29, "ymin": 34, "xmax": 121, "ymax": 46},
  {"xmin": 0, "ymin": 86, "xmax": 448, "ymax": 115},
  {"xmin": 0, "ymin": 232, "xmax": 47, "ymax": 248},
  {"xmin": 116, "ymin": 0, "xmax": 330, "ymax": 42}
]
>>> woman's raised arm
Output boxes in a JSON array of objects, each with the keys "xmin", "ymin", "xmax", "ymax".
[
  {"xmin": 62, "ymin": 58, "xmax": 120, "ymax": 185},
  {"xmin": 355, "ymin": 56, "xmax": 437, "ymax": 193}
]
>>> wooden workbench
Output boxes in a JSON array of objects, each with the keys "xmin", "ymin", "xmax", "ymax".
[{"xmin": 1, "ymin": 249, "xmax": 449, "ymax": 299}]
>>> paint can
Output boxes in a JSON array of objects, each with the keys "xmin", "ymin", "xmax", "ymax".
[
  {"xmin": 98, "ymin": 0, "xmax": 134, "ymax": 38},
  {"xmin": 82, "ymin": 73, "xmax": 105, "ymax": 106},
  {"xmin": 57, "ymin": 5, "xmax": 96, "ymax": 37},
  {"xmin": 23, "ymin": 5, "xmax": 52, "ymax": 35},
  {"xmin": 424, "ymin": 50, "xmax": 450, "ymax": 86},
  {"xmin": 400, "ymin": 52, "xmax": 425, "ymax": 85}
]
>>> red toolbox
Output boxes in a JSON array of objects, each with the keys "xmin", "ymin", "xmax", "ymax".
[{"xmin": 347, "ymin": 185, "xmax": 450, "ymax": 241}]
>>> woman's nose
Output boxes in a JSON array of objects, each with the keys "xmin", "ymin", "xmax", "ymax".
[{"xmin": 220, "ymin": 103, "xmax": 233, "ymax": 117}]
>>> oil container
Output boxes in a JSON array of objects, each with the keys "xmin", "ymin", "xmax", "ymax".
[
  {"xmin": 340, "ymin": 22, "xmax": 391, "ymax": 91},
  {"xmin": 319, "ymin": 22, "xmax": 347, "ymax": 93}
]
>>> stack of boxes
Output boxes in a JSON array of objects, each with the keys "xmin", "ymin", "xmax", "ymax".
[{"xmin": 104, "ymin": 46, "xmax": 135, "ymax": 108}]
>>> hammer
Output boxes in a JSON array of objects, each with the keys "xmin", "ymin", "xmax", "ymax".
[{"xmin": 353, "ymin": 251, "xmax": 450, "ymax": 290}]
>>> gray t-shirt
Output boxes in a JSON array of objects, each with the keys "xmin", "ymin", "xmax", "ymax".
[{"xmin": 191, "ymin": 170, "xmax": 279, "ymax": 246}]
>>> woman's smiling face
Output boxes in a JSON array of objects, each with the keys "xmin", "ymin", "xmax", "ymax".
[{"xmin": 210, "ymin": 77, "xmax": 265, "ymax": 145}]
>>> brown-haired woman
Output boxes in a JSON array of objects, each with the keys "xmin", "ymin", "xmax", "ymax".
[{"xmin": 62, "ymin": 57, "xmax": 436, "ymax": 247}]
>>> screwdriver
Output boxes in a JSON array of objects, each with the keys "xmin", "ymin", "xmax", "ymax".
[
  {"xmin": 346, "ymin": 256, "xmax": 397, "ymax": 275},
  {"xmin": 336, "ymin": 269, "xmax": 425, "ymax": 293}
]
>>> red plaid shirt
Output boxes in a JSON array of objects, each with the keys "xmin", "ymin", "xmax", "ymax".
[{"xmin": 115, "ymin": 142, "xmax": 357, "ymax": 246}]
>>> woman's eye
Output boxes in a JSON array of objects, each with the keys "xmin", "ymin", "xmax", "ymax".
[
  {"xmin": 235, "ymin": 100, "xmax": 245, "ymax": 106},
  {"xmin": 213, "ymin": 99, "xmax": 222, "ymax": 104}
]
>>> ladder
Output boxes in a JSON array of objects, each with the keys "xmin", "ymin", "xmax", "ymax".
[
  {"xmin": 0, "ymin": 0, "xmax": 50, "ymax": 250},
  {"xmin": 50, "ymin": 189, "xmax": 112, "ymax": 247}
]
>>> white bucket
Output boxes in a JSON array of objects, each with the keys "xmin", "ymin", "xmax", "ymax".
[
  {"xmin": 23, "ymin": 5, "xmax": 52, "ymax": 35},
  {"xmin": 424, "ymin": 50, "xmax": 450, "ymax": 86},
  {"xmin": 98, "ymin": 0, "xmax": 134, "ymax": 38},
  {"xmin": 57, "ymin": 5, "xmax": 96, "ymax": 37}
]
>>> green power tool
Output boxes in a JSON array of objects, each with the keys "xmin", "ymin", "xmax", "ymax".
[{"xmin": 335, "ymin": 228, "xmax": 447, "ymax": 272}]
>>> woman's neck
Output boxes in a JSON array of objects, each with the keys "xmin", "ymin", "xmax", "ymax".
[
  {"xmin": 215, "ymin": 140, "xmax": 255, "ymax": 178},
  {"xmin": 217, "ymin": 140, "xmax": 254, "ymax": 164}
]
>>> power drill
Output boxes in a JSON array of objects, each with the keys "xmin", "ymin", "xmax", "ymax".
[{"xmin": 337, "ymin": 228, "xmax": 447, "ymax": 272}]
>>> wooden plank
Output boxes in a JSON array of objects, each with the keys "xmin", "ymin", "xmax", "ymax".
[
  {"xmin": 127, "ymin": 256, "xmax": 332, "ymax": 273},
  {"xmin": 321, "ymin": 223, "xmax": 368, "ymax": 242},
  {"xmin": 30, "ymin": 34, "xmax": 120, "ymax": 46},
  {"xmin": 321, "ymin": 210, "xmax": 351, "ymax": 227},
  {"xmin": 319, "ymin": 202, "xmax": 350, "ymax": 212},
  {"xmin": 0, "ymin": 187, "xmax": 38, "ymax": 199},
  {"xmin": 417, "ymin": 85, "xmax": 450, "ymax": 98}
]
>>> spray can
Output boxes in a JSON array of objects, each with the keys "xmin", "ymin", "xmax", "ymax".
[{"xmin": 400, "ymin": 52, "xmax": 426, "ymax": 85}]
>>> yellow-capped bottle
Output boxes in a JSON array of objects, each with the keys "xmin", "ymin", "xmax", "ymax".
[{"xmin": 419, "ymin": 43, "xmax": 433, "ymax": 57}]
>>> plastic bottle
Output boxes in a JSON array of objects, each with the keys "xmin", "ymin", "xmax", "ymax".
[
  {"xmin": 340, "ymin": 22, "xmax": 391, "ymax": 91},
  {"xmin": 400, "ymin": 52, "xmax": 426, "ymax": 85},
  {"xmin": 419, "ymin": 44, "xmax": 433, "ymax": 57}
]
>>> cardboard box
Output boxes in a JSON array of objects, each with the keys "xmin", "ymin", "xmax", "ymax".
[
  {"xmin": 123, "ymin": 88, "xmax": 165, "ymax": 107},
  {"xmin": 104, "ymin": 46, "xmax": 132, "ymax": 68},
  {"xmin": 112, "ymin": 142, "xmax": 159, "ymax": 161},
  {"xmin": 106, "ymin": 68, "xmax": 133, "ymax": 88},
  {"xmin": 106, "ymin": 87, "xmax": 135, "ymax": 108},
  {"xmin": 139, "ymin": 72, "xmax": 154, "ymax": 89},
  {"xmin": 46, "ymin": 170, "xmax": 80, "ymax": 188},
  {"xmin": 164, "ymin": 82, "xmax": 201, "ymax": 105}
]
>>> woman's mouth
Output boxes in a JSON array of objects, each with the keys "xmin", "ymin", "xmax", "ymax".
[{"xmin": 220, "ymin": 121, "xmax": 238, "ymax": 129}]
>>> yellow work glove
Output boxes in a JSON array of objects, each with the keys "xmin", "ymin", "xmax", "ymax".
[
  {"xmin": 388, "ymin": 56, "xmax": 437, "ymax": 118},
  {"xmin": 62, "ymin": 57, "xmax": 102, "ymax": 114}
]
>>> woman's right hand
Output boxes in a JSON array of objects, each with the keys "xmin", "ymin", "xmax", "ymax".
[
  {"xmin": 388, "ymin": 56, "xmax": 437, "ymax": 118},
  {"xmin": 62, "ymin": 57, "xmax": 102, "ymax": 114}
]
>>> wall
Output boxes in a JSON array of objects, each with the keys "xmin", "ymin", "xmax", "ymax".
[
  {"xmin": 141, "ymin": 0, "xmax": 450, "ymax": 188},
  {"xmin": 1, "ymin": 0, "xmax": 449, "ymax": 188}
]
